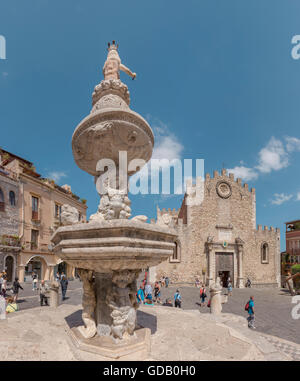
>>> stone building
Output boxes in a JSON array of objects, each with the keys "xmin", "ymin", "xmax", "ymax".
[
  {"xmin": 284, "ymin": 220, "xmax": 300, "ymax": 263},
  {"xmin": 0, "ymin": 148, "xmax": 88, "ymax": 282},
  {"xmin": 153, "ymin": 169, "xmax": 281, "ymax": 288},
  {"xmin": 0, "ymin": 164, "xmax": 21, "ymax": 281}
]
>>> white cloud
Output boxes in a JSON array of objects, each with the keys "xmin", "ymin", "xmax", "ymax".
[
  {"xmin": 48, "ymin": 171, "xmax": 67, "ymax": 182},
  {"xmin": 296, "ymin": 192, "xmax": 300, "ymax": 201},
  {"xmin": 227, "ymin": 166, "xmax": 258, "ymax": 181},
  {"xmin": 285, "ymin": 136, "xmax": 300, "ymax": 153},
  {"xmin": 129, "ymin": 118, "xmax": 184, "ymax": 194},
  {"xmin": 151, "ymin": 119, "xmax": 184, "ymax": 163},
  {"xmin": 270, "ymin": 193, "xmax": 293, "ymax": 205},
  {"xmin": 255, "ymin": 137, "xmax": 289, "ymax": 173}
]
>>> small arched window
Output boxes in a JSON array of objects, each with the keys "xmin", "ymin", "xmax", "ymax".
[
  {"xmin": 261, "ymin": 242, "xmax": 269, "ymax": 264},
  {"xmin": 9, "ymin": 191, "xmax": 15, "ymax": 206},
  {"xmin": 170, "ymin": 241, "xmax": 181, "ymax": 262}
]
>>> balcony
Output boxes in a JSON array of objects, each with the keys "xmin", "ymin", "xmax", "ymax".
[
  {"xmin": 31, "ymin": 208, "xmax": 42, "ymax": 223},
  {"xmin": 0, "ymin": 234, "xmax": 21, "ymax": 248},
  {"xmin": 290, "ymin": 248, "xmax": 300, "ymax": 256}
]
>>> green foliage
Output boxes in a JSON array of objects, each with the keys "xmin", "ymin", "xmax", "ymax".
[
  {"xmin": 291, "ymin": 264, "xmax": 300, "ymax": 275},
  {"xmin": 294, "ymin": 222, "xmax": 300, "ymax": 230}
]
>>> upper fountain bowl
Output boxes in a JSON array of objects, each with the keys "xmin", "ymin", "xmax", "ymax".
[{"xmin": 72, "ymin": 79, "xmax": 154, "ymax": 177}]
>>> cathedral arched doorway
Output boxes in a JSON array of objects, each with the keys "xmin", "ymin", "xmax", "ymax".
[{"xmin": 4, "ymin": 255, "xmax": 14, "ymax": 282}]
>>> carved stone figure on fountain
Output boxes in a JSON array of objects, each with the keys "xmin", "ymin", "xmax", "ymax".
[
  {"xmin": 103, "ymin": 41, "xmax": 136, "ymax": 81},
  {"xmin": 77, "ymin": 269, "xmax": 97, "ymax": 339}
]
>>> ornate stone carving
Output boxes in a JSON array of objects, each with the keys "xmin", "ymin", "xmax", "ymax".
[
  {"xmin": 216, "ymin": 181, "xmax": 232, "ymax": 199},
  {"xmin": 106, "ymin": 270, "xmax": 139, "ymax": 341},
  {"xmin": 92, "ymin": 79, "xmax": 130, "ymax": 107},
  {"xmin": 60, "ymin": 204, "xmax": 79, "ymax": 226},
  {"xmin": 90, "ymin": 186, "xmax": 131, "ymax": 222},
  {"xmin": 103, "ymin": 41, "xmax": 136, "ymax": 81},
  {"xmin": 77, "ymin": 269, "xmax": 97, "ymax": 339},
  {"xmin": 131, "ymin": 215, "xmax": 148, "ymax": 223}
]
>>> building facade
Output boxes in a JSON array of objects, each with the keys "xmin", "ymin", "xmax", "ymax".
[
  {"xmin": 284, "ymin": 220, "xmax": 300, "ymax": 263},
  {"xmin": 0, "ymin": 165, "xmax": 21, "ymax": 281},
  {"xmin": 0, "ymin": 148, "xmax": 88, "ymax": 282},
  {"xmin": 153, "ymin": 169, "xmax": 281, "ymax": 288}
]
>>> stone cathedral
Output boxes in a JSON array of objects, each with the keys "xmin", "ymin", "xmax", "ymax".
[{"xmin": 152, "ymin": 169, "xmax": 281, "ymax": 288}]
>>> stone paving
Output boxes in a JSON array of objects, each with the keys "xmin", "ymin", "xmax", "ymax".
[
  {"xmin": 4, "ymin": 280, "xmax": 300, "ymax": 360},
  {"xmin": 2, "ymin": 302, "xmax": 299, "ymax": 361},
  {"xmin": 158, "ymin": 284, "xmax": 300, "ymax": 345}
]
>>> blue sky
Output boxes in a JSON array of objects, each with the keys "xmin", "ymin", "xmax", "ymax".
[{"xmin": 1, "ymin": 0, "xmax": 300, "ymax": 250}]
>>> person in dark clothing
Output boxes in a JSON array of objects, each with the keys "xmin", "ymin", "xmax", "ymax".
[
  {"xmin": 162, "ymin": 298, "xmax": 173, "ymax": 307},
  {"xmin": 60, "ymin": 273, "xmax": 68, "ymax": 301},
  {"xmin": 38, "ymin": 280, "xmax": 49, "ymax": 306},
  {"xmin": 13, "ymin": 277, "xmax": 23, "ymax": 302}
]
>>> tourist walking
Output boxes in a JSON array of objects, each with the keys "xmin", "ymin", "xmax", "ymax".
[
  {"xmin": 12, "ymin": 277, "xmax": 23, "ymax": 302},
  {"xmin": 174, "ymin": 289, "xmax": 182, "ymax": 308},
  {"xmin": 227, "ymin": 281, "xmax": 233, "ymax": 296},
  {"xmin": 38, "ymin": 280, "xmax": 49, "ymax": 306},
  {"xmin": 199, "ymin": 285, "xmax": 207, "ymax": 306},
  {"xmin": 0, "ymin": 272, "xmax": 3, "ymax": 289},
  {"xmin": 60, "ymin": 273, "xmax": 69, "ymax": 301},
  {"xmin": 154, "ymin": 281, "xmax": 161, "ymax": 303},
  {"xmin": 245, "ymin": 296, "xmax": 256, "ymax": 329},
  {"xmin": 0, "ymin": 288, "xmax": 6, "ymax": 319},
  {"xmin": 55, "ymin": 272, "xmax": 60, "ymax": 282},
  {"xmin": 165, "ymin": 276, "xmax": 169, "ymax": 288},
  {"xmin": 1, "ymin": 274, "xmax": 7, "ymax": 297},
  {"xmin": 136, "ymin": 285, "xmax": 145, "ymax": 304},
  {"xmin": 32, "ymin": 271, "xmax": 38, "ymax": 291},
  {"xmin": 144, "ymin": 282, "xmax": 153, "ymax": 303}
]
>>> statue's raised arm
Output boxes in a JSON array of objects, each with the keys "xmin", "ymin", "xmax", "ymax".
[{"xmin": 103, "ymin": 41, "xmax": 136, "ymax": 81}]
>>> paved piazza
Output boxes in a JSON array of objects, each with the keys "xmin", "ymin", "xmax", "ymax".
[{"xmin": 12, "ymin": 280, "xmax": 300, "ymax": 347}]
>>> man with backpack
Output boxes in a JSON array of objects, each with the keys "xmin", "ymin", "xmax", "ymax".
[
  {"xmin": 174, "ymin": 289, "xmax": 182, "ymax": 308},
  {"xmin": 245, "ymin": 296, "xmax": 256, "ymax": 329}
]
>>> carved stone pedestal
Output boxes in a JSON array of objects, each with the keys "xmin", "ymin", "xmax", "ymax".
[{"xmin": 68, "ymin": 325, "xmax": 151, "ymax": 360}]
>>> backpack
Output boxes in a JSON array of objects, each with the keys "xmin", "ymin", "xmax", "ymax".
[{"xmin": 245, "ymin": 301, "xmax": 249, "ymax": 311}]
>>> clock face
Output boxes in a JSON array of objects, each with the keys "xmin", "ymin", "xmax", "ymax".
[{"xmin": 216, "ymin": 181, "xmax": 232, "ymax": 199}]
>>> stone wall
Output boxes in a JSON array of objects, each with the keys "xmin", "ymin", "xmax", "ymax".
[
  {"xmin": 0, "ymin": 174, "xmax": 20, "ymax": 236},
  {"xmin": 0, "ymin": 174, "xmax": 20, "ymax": 279}
]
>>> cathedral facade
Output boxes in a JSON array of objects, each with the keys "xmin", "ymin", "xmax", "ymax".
[{"xmin": 153, "ymin": 169, "xmax": 280, "ymax": 288}]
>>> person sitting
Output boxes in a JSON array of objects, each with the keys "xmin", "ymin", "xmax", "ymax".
[
  {"xmin": 6, "ymin": 296, "xmax": 18, "ymax": 313},
  {"xmin": 162, "ymin": 298, "xmax": 173, "ymax": 307}
]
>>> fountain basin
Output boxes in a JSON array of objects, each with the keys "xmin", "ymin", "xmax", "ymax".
[{"xmin": 51, "ymin": 219, "xmax": 176, "ymax": 272}]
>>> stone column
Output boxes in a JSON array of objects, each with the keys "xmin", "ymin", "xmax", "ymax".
[
  {"xmin": 237, "ymin": 246, "xmax": 244, "ymax": 288},
  {"xmin": 207, "ymin": 244, "xmax": 214, "ymax": 287},
  {"xmin": 18, "ymin": 265, "xmax": 25, "ymax": 282},
  {"xmin": 209, "ymin": 279, "xmax": 222, "ymax": 315},
  {"xmin": 48, "ymin": 265, "xmax": 54, "ymax": 281},
  {"xmin": 93, "ymin": 270, "xmax": 140, "ymax": 341}
]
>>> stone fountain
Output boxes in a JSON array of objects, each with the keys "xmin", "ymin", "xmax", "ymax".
[{"xmin": 51, "ymin": 41, "xmax": 177, "ymax": 360}]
